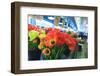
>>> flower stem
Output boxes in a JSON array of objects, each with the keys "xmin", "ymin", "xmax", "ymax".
[{"xmin": 55, "ymin": 47, "xmax": 64, "ymax": 59}]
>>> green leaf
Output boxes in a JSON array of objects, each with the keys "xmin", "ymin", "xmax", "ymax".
[
  {"xmin": 28, "ymin": 41, "xmax": 39, "ymax": 48},
  {"xmin": 42, "ymin": 54, "xmax": 50, "ymax": 60},
  {"xmin": 55, "ymin": 44, "xmax": 68, "ymax": 59}
]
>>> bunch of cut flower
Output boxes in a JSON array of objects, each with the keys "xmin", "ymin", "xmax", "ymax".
[{"xmin": 28, "ymin": 24, "xmax": 79, "ymax": 60}]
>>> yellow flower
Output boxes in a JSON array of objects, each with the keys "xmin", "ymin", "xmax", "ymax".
[
  {"xmin": 38, "ymin": 42, "xmax": 45, "ymax": 50},
  {"xmin": 38, "ymin": 36, "xmax": 46, "ymax": 50},
  {"xmin": 40, "ymin": 29, "xmax": 46, "ymax": 34},
  {"xmin": 39, "ymin": 34, "xmax": 46, "ymax": 39}
]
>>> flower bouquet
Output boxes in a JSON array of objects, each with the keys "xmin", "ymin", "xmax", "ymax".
[{"xmin": 28, "ymin": 24, "xmax": 87, "ymax": 60}]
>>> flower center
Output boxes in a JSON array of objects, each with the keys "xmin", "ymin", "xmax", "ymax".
[
  {"xmin": 42, "ymin": 48, "xmax": 51, "ymax": 56},
  {"xmin": 50, "ymin": 39, "xmax": 55, "ymax": 44},
  {"xmin": 51, "ymin": 40, "xmax": 55, "ymax": 44},
  {"xmin": 46, "ymin": 49, "xmax": 50, "ymax": 54}
]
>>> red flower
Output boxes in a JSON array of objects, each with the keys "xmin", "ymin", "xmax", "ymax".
[
  {"xmin": 55, "ymin": 32, "xmax": 66, "ymax": 45},
  {"xmin": 45, "ymin": 28, "xmax": 60, "ymax": 34},
  {"xmin": 28, "ymin": 24, "xmax": 39, "ymax": 31},
  {"xmin": 45, "ymin": 30, "xmax": 57, "ymax": 48},
  {"xmin": 45, "ymin": 29, "xmax": 66, "ymax": 47},
  {"xmin": 45, "ymin": 29, "xmax": 78, "ymax": 51},
  {"xmin": 64, "ymin": 34, "xmax": 78, "ymax": 51}
]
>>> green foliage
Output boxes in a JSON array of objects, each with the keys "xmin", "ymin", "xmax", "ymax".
[
  {"xmin": 69, "ymin": 42, "xmax": 88, "ymax": 59},
  {"xmin": 42, "ymin": 44, "xmax": 70, "ymax": 59},
  {"xmin": 41, "ymin": 42, "xmax": 88, "ymax": 60},
  {"xmin": 28, "ymin": 41, "xmax": 39, "ymax": 48}
]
